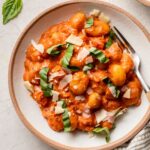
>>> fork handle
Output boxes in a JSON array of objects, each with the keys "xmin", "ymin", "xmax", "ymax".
[{"xmin": 136, "ymin": 70, "xmax": 150, "ymax": 102}]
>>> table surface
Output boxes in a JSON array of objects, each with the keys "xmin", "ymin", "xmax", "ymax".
[{"xmin": 0, "ymin": 0, "xmax": 149, "ymax": 150}]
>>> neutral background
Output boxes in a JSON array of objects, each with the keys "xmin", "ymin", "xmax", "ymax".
[{"xmin": 0, "ymin": 0, "xmax": 149, "ymax": 150}]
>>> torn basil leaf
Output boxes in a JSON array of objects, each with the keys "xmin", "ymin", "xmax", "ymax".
[
  {"xmin": 2, "ymin": 0, "xmax": 23, "ymax": 24},
  {"xmin": 39, "ymin": 67, "xmax": 49, "ymax": 81},
  {"xmin": 42, "ymin": 84, "xmax": 53, "ymax": 97},
  {"xmin": 89, "ymin": 47, "xmax": 109, "ymax": 63},
  {"xmin": 83, "ymin": 63, "xmax": 93, "ymax": 72},
  {"xmin": 93, "ymin": 127, "xmax": 110, "ymax": 143},
  {"xmin": 47, "ymin": 44, "xmax": 63, "ymax": 56},
  {"xmin": 103, "ymin": 78, "xmax": 120, "ymax": 98},
  {"xmin": 105, "ymin": 30, "xmax": 115, "ymax": 48},
  {"xmin": 39, "ymin": 67, "xmax": 53, "ymax": 97},
  {"xmin": 62, "ymin": 108, "xmax": 71, "ymax": 132},
  {"xmin": 61, "ymin": 44, "xmax": 74, "ymax": 68},
  {"xmin": 61, "ymin": 100, "xmax": 67, "ymax": 108},
  {"xmin": 61, "ymin": 44, "xmax": 80, "ymax": 71},
  {"xmin": 85, "ymin": 17, "xmax": 94, "ymax": 28}
]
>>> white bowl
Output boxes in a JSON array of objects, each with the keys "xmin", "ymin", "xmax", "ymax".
[{"xmin": 8, "ymin": 0, "xmax": 150, "ymax": 149}]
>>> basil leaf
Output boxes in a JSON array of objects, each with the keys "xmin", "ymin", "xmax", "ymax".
[
  {"xmin": 39, "ymin": 67, "xmax": 53, "ymax": 97},
  {"xmin": 61, "ymin": 100, "xmax": 67, "ymax": 108},
  {"xmin": 2, "ymin": 0, "xmax": 23, "ymax": 24},
  {"xmin": 85, "ymin": 18, "xmax": 94, "ymax": 28},
  {"xmin": 47, "ymin": 44, "xmax": 63, "ymax": 56},
  {"xmin": 61, "ymin": 44, "xmax": 74, "ymax": 68},
  {"xmin": 103, "ymin": 78, "xmax": 120, "ymax": 98},
  {"xmin": 43, "ymin": 84, "xmax": 53, "ymax": 97},
  {"xmin": 93, "ymin": 127, "xmax": 110, "ymax": 143},
  {"xmin": 39, "ymin": 67, "xmax": 49, "ymax": 81},
  {"xmin": 105, "ymin": 38, "xmax": 113, "ymax": 49},
  {"xmin": 110, "ymin": 30, "xmax": 115, "ymax": 38},
  {"xmin": 62, "ymin": 108, "xmax": 71, "ymax": 132},
  {"xmin": 40, "ymin": 79, "xmax": 48, "ymax": 90},
  {"xmin": 105, "ymin": 30, "xmax": 115, "ymax": 48},
  {"xmin": 89, "ymin": 47, "xmax": 109, "ymax": 63},
  {"xmin": 83, "ymin": 63, "xmax": 93, "ymax": 72}
]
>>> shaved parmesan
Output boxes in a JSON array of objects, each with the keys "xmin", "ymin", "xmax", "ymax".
[
  {"xmin": 52, "ymin": 90, "xmax": 59, "ymax": 101},
  {"xmin": 76, "ymin": 110, "xmax": 82, "ymax": 114},
  {"xmin": 66, "ymin": 34, "xmax": 83, "ymax": 46},
  {"xmin": 84, "ymin": 107, "xmax": 90, "ymax": 114},
  {"xmin": 95, "ymin": 108, "xmax": 127, "ymax": 124},
  {"xmin": 104, "ymin": 115, "xmax": 115, "ymax": 123},
  {"xmin": 68, "ymin": 112, "xmax": 71, "ymax": 117},
  {"xmin": 75, "ymin": 95, "xmax": 85, "ymax": 101},
  {"xmin": 77, "ymin": 47, "xmax": 90, "ymax": 61},
  {"xmin": 115, "ymin": 108, "xmax": 127, "ymax": 118},
  {"xmin": 31, "ymin": 40, "xmax": 44, "ymax": 53},
  {"xmin": 82, "ymin": 112, "xmax": 91, "ymax": 118},
  {"xmin": 55, "ymin": 106, "xmax": 64, "ymax": 114},
  {"xmin": 49, "ymin": 71, "xmax": 65, "ymax": 81},
  {"xmin": 86, "ymin": 87, "xmax": 93, "ymax": 95},
  {"xmin": 85, "ymin": 56, "xmax": 93, "ymax": 64},
  {"xmin": 123, "ymin": 88, "xmax": 131, "ymax": 99},
  {"xmin": 58, "ymin": 74, "xmax": 72, "ymax": 90},
  {"xmin": 57, "ymin": 101, "xmax": 64, "ymax": 107},
  {"xmin": 90, "ymin": 9, "xmax": 100, "ymax": 17},
  {"xmin": 99, "ymin": 12, "xmax": 110, "ymax": 23},
  {"xmin": 24, "ymin": 81, "xmax": 34, "ymax": 93},
  {"xmin": 95, "ymin": 109, "xmax": 108, "ymax": 123}
]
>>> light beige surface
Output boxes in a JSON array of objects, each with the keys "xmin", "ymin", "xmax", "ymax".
[{"xmin": 0, "ymin": 0, "xmax": 150, "ymax": 150}]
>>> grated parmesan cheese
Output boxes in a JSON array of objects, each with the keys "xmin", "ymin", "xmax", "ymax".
[
  {"xmin": 75, "ymin": 95, "xmax": 85, "ymax": 101},
  {"xmin": 55, "ymin": 106, "xmax": 64, "ymax": 114},
  {"xmin": 49, "ymin": 71, "xmax": 65, "ymax": 81},
  {"xmin": 58, "ymin": 74, "xmax": 72, "ymax": 90},
  {"xmin": 77, "ymin": 47, "xmax": 90, "ymax": 61},
  {"xmin": 31, "ymin": 40, "xmax": 44, "ymax": 53},
  {"xmin": 24, "ymin": 81, "xmax": 34, "ymax": 93},
  {"xmin": 51, "ymin": 90, "xmax": 59, "ymax": 101},
  {"xmin": 66, "ymin": 34, "xmax": 83, "ymax": 46},
  {"xmin": 89, "ymin": 9, "xmax": 100, "ymax": 17},
  {"xmin": 95, "ymin": 109, "xmax": 108, "ymax": 123},
  {"xmin": 99, "ymin": 12, "xmax": 110, "ymax": 23},
  {"xmin": 123, "ymin": 88, "xmax": 131, "ymax": 99}
]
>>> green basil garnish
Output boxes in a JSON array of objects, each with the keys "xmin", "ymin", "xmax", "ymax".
[
  {"xmin": 85, "ymin": 18, "xmax": 94, "ymax": 28},
  {"xmin": 61, "ymin": 44, "xmax": 74, "ymax": 68},
  {"xmin": 39, "ymin": 67, "xmax": 53, "ymax": 97},
  {"xmin": 89, "ymin": 47, "xmax": 109, "ymax": 63},
  {"xmin": 61, "ymin": 100, "xmax": 67, "ymax": 108},
  {"xmin": 61, "ymin": 44, "xmax": 78, "ymax": 70},
  {"xmin": 2, "ymin": 0, "xmax": 23, "ymax": 24},
  {"xmin": 103, "ymin": 78, "xmax": 120, "ymax": 98},
  {"xmin": 83, "ymin": 63, "xmax": 93, "ymax": 72},
  {"xmin": 63, "ymin": 108, "xmax": 71, "ymax": 132},
  {"xmin": 93, "ymin": 127, "xmax": 110, "ymax": 143},
  {"xmin": 105, "ymin": 30, "xmax": 115, "ymax": 48},
  {"xmin": 61, "ymin": 100, "xmax": 71, "ymax": 132},
  {"xmin": 47, "ymin": 44, "xmax": 63, "ymax": 56},
  {"xmin": 39, "ymin": 67, "xmax": 49, "ymax": 81}
]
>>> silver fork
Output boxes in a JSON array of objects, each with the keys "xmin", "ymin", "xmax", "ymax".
[{"xmin": 111, "ymin": 26, "xmax": 150, "ymax": 101}]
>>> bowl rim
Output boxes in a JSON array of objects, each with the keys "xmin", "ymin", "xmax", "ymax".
[
  {"xmin": 8, "ymin": 0, "xmax": 150, "ymax": 149},
  {"xmin": 138, "ymin": 0, "xmax": 150, "ymax": 6}
]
